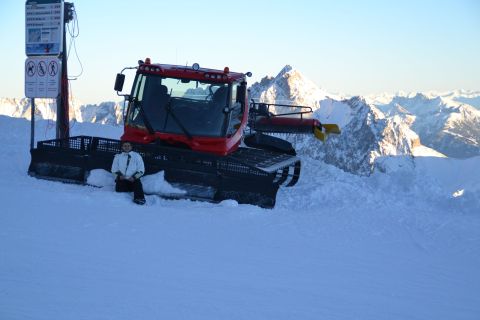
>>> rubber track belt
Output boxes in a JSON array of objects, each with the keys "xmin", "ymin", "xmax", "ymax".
[{"xmin": 286, "ymin": 161, "xmax": 301, "ymax": 187}]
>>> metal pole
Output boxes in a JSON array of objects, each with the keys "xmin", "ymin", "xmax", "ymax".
[
  {"xmin": 56, "ymin": 1, "xmax": 70, "ymax": 140},
  {"xmin": 30, "ymin": 98, "xmax": 35, "ymax": 150}
]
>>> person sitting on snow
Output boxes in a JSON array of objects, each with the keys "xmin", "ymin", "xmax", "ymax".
[{"xmin": 111, "ymin": 141, "xmax": 146, "ymax": 205}]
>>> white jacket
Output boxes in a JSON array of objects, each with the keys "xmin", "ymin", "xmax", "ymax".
[{"xmin": 111, "ymin": 151, "xmax": 145, "ymax": 180}]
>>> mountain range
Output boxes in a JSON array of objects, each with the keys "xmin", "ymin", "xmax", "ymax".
[
  {"xmin": 0, "ymin": 97, "xmax": 124, "ymax": 125},
  {"xmin": 248, "ymin": 66, "xmax": 480, "ymax": 175},
  {"xmin": 1, "ymin": 67, "xmax": 479, "ymax": 175}
]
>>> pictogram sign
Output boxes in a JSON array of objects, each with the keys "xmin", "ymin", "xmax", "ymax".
[
  {"xmin": 48, "ymin": 60, "xmax": 59, "ymax": 76},
  {"xmin": 25, "ymin": 56, "xmax": 62, "ymax": 98}
]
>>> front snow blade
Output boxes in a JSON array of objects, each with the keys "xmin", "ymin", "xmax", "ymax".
[
  {"xmin": 28, "ymin": 136, "xmax": 301, "ymax": 208},
  {"xmin": 28, "ymin": 136, "xmax": 112, "ymax": 183}
]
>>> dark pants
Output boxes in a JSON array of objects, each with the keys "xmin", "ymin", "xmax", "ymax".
[{"xmin": 115, "ymin": 178, "xmax": 145, "ymax": 200}]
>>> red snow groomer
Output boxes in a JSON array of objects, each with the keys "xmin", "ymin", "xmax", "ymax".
[{"xmin": 28, "ymin": 59, "xmax": 340, "ymax": 208}]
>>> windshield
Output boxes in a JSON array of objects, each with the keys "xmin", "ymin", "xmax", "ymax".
[{"xmin": 127, "ymin": 74, "xmax": 230, "ymax": 137}]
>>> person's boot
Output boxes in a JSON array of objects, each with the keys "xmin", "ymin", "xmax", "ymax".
[{"xmin": 133, "ymin": 198, "xmax": 146, "ymax": 205}]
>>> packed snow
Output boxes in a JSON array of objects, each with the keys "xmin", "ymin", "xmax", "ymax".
[
  {"xmin": 1, "ymin": 115, "xmax": 480, "ymax": 320},
  {"xmin": 86, "ymin": 169, "xmax": 186, "ymax": 195}
]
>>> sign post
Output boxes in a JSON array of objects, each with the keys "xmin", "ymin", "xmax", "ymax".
[
  {"xmin": 25, "ymin": 0, "xmax": 74, "ymax": 143},
  {"xmin": 31, "ymin": 99, "xmax": 35, "ymax": 150},
  {"xmin": 56, "ymin": 12, "xmax": 70, "ymax": 140}
]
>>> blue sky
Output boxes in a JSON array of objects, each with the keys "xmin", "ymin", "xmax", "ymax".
[{"xmin": 1, "ymin": 0, "xmax": 479, "ymax": 103}]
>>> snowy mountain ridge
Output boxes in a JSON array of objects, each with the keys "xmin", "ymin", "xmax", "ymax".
[
  {"xmin": 281, "ymin": 96, "xmax": 437, "ymax": 176},
  {"xmin": 247, "ymin": 66, "xmax": 479, "ymax": 173},
  {"xmin": 374, "ymin": 93, "xmax": 480, "ymax": 158},
  {"xmin": 365, "ymin": 89, "xmax": 480, "ymax": 109},
  {"xmin": 0, "ymin": 97, "xmax": 124, "ymax": 125}
]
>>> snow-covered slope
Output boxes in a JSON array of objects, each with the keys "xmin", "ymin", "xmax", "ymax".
[{"xmin": 1, "ymin": 116, "xmax": 479, "ymax": 320}]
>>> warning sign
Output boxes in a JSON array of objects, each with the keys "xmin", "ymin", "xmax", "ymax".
[
  {"xmin": 25, "ymin": 56, "xmax": 62, "ymax": 98},
  {"xmin": 25, "ymin": 1, "xmax": 64, "ymax": 56},
  {"xmin": 48, "ymin": 60, "xmax": 59, "ymax": 76},
  {"xmin": 37, "ymin": 61, "xmax": 47, "ymax": 77},
  {"xmin": 26, "ymin": 61, "xmax": 36, "ymax": 77}
]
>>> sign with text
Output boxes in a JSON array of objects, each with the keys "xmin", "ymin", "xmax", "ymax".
[
  {"xmin": 26, "ymin": 0, "xmax": 64, "ymax": 56},
  {"xmin": 25, "ymin": 56, "xmax": 61, "ymax": 98}
]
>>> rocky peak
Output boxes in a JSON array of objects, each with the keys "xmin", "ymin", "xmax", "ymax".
[
  {"xmin": 249, "ymin": 65, "xmax": 328, "ymax": 109},
  {"xmin": 277, "ymin": 65, "xmax": 293, "ymax": 77}
]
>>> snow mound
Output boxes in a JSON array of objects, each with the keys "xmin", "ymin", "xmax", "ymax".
[
  {"xmin": 141, "ymin": 171, "xmax": 186, "ymax": 195},
  {"xmin": 218, "ymin": 199, "xmax": 239, "ymax": 207},
  {"xmin": 87, "ymin": 169, "xmax": 186, "ymax": 196},
  {"xmin": 373, "ymin": 155, "xmax": 480, "ymax": 212},
  {"xmin": 86, "ymin": 169, "xmax": 115, "ymax": 187}
]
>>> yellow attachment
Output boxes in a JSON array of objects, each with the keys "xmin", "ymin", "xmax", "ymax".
[
  {"xmin": 314, "ymin": 126, "xmax": 326, "ymax": 142},
  {"xmin": 323, "ymin": 124, "xmax": 341, "ymax": 134},
  {"xmin": 314, "ymin": 124, "xmax": 341, "ymax": 142}
]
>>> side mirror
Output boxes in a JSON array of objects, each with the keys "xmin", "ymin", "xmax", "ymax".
[{"xmin": 114, "ymin": 73, "xmax": 125, "ymax": 92}]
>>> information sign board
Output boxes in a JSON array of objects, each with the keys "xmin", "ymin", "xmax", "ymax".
[{"xmin": 25, "ymin": 0, "xmax": 64, "ymax": 56}]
